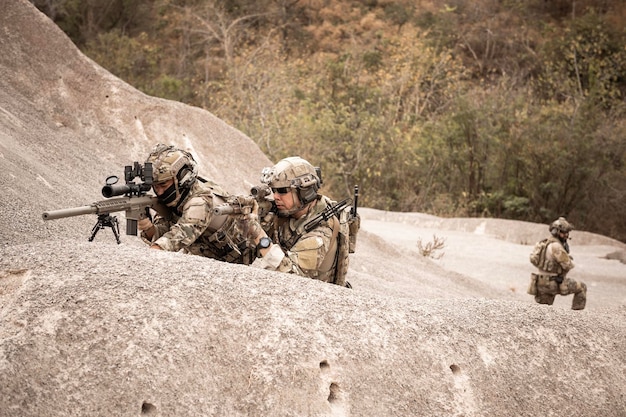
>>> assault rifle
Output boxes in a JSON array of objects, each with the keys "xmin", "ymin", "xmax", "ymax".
[
  {"xmin": 42, "ymin": 162, "xmax": 169, "ymax": 244},
  {"xmin": 212, "ymin": 184, "xmax": 277, "ymax": 220},
  {"xmin": 304, "ymin": 185, "xmax": 359, "ymax": 233}
]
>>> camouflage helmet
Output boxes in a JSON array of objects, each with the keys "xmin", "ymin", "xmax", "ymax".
[
  {"xmin": 146, "ymin": 143, "xmax": 198, "ymax": 206},
  {"xmin": 550, "ymin": 217, "xmax": 574, "ymax": 234},
  {"xmin": 260, "ymin": 156, "xmax": 321, "ymax": 205}
]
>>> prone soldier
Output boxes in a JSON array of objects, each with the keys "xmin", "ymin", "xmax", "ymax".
[{"xmin": 136, "ymin": 143, "xmax": 257, "ymax": 264}]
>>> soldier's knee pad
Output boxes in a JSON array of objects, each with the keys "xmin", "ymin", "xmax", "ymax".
[{"xmin": 573, "ymin": 281, "xmax": 587, "ymax": 295}]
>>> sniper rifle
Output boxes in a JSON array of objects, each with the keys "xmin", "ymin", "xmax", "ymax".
[{"xmin": 42, "ymin": 162, "xmax": 169, "ymax": 244}]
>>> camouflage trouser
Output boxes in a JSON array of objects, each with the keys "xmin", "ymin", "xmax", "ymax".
[{"xmin": 531, "ymin": 273, "xmax": 587, "ymax": 310}]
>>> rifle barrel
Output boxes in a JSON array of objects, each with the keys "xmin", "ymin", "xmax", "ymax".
[{"xmin": 42, "ymin": 205, "xmax": 97, "ymax": 220}]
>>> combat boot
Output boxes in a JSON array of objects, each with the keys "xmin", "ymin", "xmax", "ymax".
[{"xmin": 571, "ymin": 282, "xmax": 587, "ymax": 310}]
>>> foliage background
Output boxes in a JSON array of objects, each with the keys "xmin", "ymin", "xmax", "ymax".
[{"xmin": 31, "ymin": 0, "xmax": 626, "ymax": 242}]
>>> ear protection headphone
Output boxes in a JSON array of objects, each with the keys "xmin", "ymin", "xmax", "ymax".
[
  {"xmin": 177, "ymin": 166, "xmax": 193, "ymax": 186},
  {"xmin": 294, "ymin": 173, "xmax": 320, "ymax": 204},
  {"xmin": 171, "ymin": 149, "xmax": 198, "ymax": 188}
]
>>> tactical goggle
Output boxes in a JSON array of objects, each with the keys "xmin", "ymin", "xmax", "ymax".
[{"xmin": 271, "ymin": 187, "xmax": 291, "ymax": 194}]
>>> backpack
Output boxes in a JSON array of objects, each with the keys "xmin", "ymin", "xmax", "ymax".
[
  {"xmin": 318, "ymin": 199, "xmax": 360, "ymax": 287},
  {"xmin": 334, "ymin": 205, "xmax": 360, "ymax": 287},
  {"xmin": 529, "ymin": 237, "xmax": 557, "ymax": 270}
]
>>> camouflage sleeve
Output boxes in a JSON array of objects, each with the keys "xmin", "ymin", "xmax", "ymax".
[
  {"xmin": 152, "ymin": 216, "xmax": 172, "ymax": 240},
  {"xmin": 152, "ymin": 197, "xmax": 211, "ymax": 252},
  {"xmin": 549, "ymin": 241, "xmax": 574, "ymax": 273},
  {"xmin": 275, "ymin": 223, "xmax": 334, "ymax": 279}
]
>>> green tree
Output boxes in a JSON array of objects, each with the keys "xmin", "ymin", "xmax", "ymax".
[{"xmin": 536, "ymin": 10, "xmax": 626, "ymax": 106}]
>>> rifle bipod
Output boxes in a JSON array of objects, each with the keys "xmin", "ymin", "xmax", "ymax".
[{"xmin": 89, "ymin": 213, "xmax": 121, "ymax": 244}]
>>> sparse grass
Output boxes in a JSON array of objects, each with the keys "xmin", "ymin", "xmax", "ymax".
[{"xmin": 417, "ymin": 234, "xmax": 446, "ymax": 259}]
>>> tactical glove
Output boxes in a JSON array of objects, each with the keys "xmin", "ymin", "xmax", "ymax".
[{"xmin": 137, "ymin": 217, "xmax": 154, "ymax": 231}]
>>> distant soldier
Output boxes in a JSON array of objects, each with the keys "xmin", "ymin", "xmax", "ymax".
[
  {"xmin": 528, "ymin": 217, "xmax": 587, "ymax": 310},
  {"xmin": 137, "ymin": 143, "xmax": 255, "ymax": 264}
]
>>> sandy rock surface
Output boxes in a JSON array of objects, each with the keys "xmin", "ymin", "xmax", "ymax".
[{"xmin": 1, "ymin": 1, "xmax": 625, "ymax": 416}]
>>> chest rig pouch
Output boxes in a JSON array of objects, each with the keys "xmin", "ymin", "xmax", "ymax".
[{"xmin": 202, "ymin": 192, "xmax": 254, "ymax": 264}]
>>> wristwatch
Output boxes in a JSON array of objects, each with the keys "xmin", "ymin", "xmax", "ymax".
[{"xmin": 258, "ymin": 236, "xmax": 272, "ymax": 250}]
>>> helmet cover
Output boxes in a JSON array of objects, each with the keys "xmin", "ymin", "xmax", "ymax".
[
  {"xmin": 145, "ymin": 143, "xmax": 198, "ymax": 207},
  {"xmin": 550, "ymin": 217, "xmax": 574, "ymax": 234},
  {"xmin": 146, "ymin": 143, "xmax": 198, "ymax": 186},
  {"xmin": 260, "ymin": 156, "xmax": 319, "ymax": 190}
]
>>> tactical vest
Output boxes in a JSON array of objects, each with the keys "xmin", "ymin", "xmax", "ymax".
[
  {"xmin": 273, "ymin": 196, "xmax": 359, "ymax": 286},
  {"xmin": 182, "ymin": 183, "xmax": 255, "ymax": 265}
]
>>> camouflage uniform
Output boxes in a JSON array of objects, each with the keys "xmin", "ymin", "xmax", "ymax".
[
  {"xmin": 529, "ymin": 218, "xmax": 587, "ymax": 310},
  {"xmin": 246, "ymin": 156, "xmax": 352, "ymax": 285},
  {"xmin": 256, "ymin": 195, "xmax": 337, "ymax": 282},
  {"xmin": 141, "ymin": 181, "xmax": 255, "ymax": 264},
  {"xmin": 139, "ymin": 143, "xmax": 254, "ymax": 264}
]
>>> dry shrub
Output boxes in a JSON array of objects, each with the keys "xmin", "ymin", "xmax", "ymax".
[{"xmin": 417, "ymin": 234, "xmax": 446, "ymax": 259}]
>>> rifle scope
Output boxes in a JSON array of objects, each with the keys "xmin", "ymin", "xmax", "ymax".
[
  {"xmin": 250, "ymin": 184, "xmax": 272, "ymax": 198},
  {"xmin": 102, "ymin": 184, "xmax": 130, "ymax": 198},
  {"xmin": 102, "ymin": 183, "xmax": 152, "ymax": 198}
]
